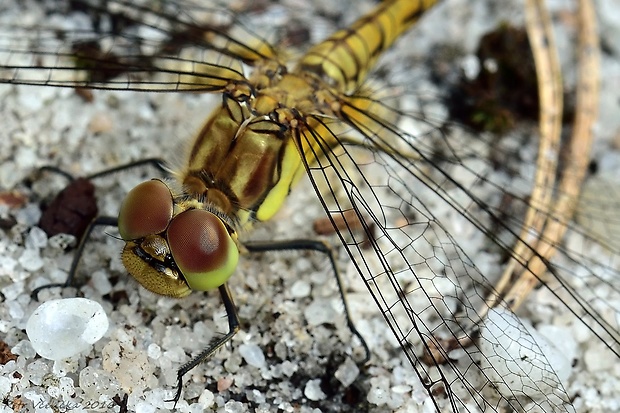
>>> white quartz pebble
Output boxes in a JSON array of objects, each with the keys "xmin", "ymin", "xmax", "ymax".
[
  {"xmin": 335, "ymin": 357, "xmax": 359, "ymax": 387},
  {"xmin": 26, "ymin": 298, "xmax": 109, "ymax": 360},
  {"xmin": 238, "ymin": 343, "xmax": 266, "ymax": 368},
  {"xmin": 304, "ymin": 379, "xmax": 326, "ymax": 401}
]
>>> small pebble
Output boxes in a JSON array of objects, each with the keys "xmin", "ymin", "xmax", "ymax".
[
  {"xmin": 334, "ymin": 357, "xmax": 359, "ymax": 387},
  {"xmin": 0, "ymin": 376, "xmax": 11, "ymax": 398},
  {"xmin": 217, "ymin": 377, "xmax": 234, "ymax": 392},
  {"xmin": 47, "ymin": 233, "xmax": 76, "ymax": 250},
  {"xmin": 2, "ymin": 281, "xmax": 24, "ymax": 300},
  {"xmin": 304, "ymin": 299, "xmax": 337, "ymax": 326},
  {"xmin": 367, "ymin": 386, "xmax": 389, "ymax": 405},
  {"xmin": 147, "ymin": 343, "xmax": 162, "ymax": 360},
  {"xmin": 239, "ymin": 343, "xmax": 266, "ymax": 368},
  {"xmin": 25, "ymin": 226, "xmax": 48, "ymax": 249},
  {"xmin": 7, "ymin": 301, "xmax": 25, "ymax": 320},
  {"xmin": 26, "ymin": 298, "xmax": 109, "ymax": 360},
  {"xmin": 11, "ymin": 340, "xmax": 36, "ymax": 359},
  {"xmin": 367, "ymin": 377, "xmax": 390, "ymax": 405},
  {"xmin": 79, "ymin": 366, "xmax": 120, "ymax": 398},
  {"xmin": 198, "ymin": 389, "xmax": 215, "ymax": 407},
  {"xmin": 18, "ymin": 248, "xmax": 44, "ymax": 272},
  {"xmin": 91, "ymin": 270, "xmax": 113, "ymax": 295},
  {"xmin": 224, "ymin": 400, "xmax": 245, "ymax": 413},
  {"xmin": 304, "ymin": 379, "xmax": 326, "ymax": 401},
  {"xmin": 290, "ymin": 280, "xmax": 311, "ymax": 298},
  {"xmin": 391, "ymin": 384, "xmax": 412, "ymax": 394}
]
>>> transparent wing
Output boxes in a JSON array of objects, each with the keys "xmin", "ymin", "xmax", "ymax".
[
  {"xmin": 0, "ymin": 0, "xmax": 280, "ymax": 91},
  {"xmin": 297, "ymin": 84, "xmax": 620, "ymax": 411}
]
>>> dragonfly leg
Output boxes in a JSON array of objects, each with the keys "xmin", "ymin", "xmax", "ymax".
[
  {"xmin": 168, "ymin": 284, "xmax": 240, "ymax": 407},
  {"xmin": 84, "ymin": 158, "xmax": 168, "ymax": 180},
  {"xmin": 35, "ymin": 158, "xmax": 168, "ymax": 182},
  {"xmin": 31, "ymin": 215, "xmax": 118, "ymax": 300},
  {"xmin": 245, "ymin": 239, "xmax": 371, "ymax": 364}
]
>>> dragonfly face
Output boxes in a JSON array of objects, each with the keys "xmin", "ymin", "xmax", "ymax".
[{"xmin": 118, "ymin": 179, "xmax": 239, "ymax": 297}]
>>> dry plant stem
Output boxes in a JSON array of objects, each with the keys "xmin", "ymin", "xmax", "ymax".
[
  {"xmin": 501, "ymin": 0, "xmax": 599, "ymax": 311},
  {"xmin": 485, "ymin": 0, "xmax": 564, "ymax": 312},
  {"xmin": 424, "ymin": 0, "xmax": 600, "ymax": 364},
  {"xmin": 424, "ymin": 0, "xmax": 567, "ymax": 362}
]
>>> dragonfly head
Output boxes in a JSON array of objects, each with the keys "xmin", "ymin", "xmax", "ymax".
[{"xmin": 118, "ymin": 179, "xmax": 239, "ymax": 298}]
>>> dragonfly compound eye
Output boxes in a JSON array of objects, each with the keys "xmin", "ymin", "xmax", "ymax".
[
  {"xmin": 167, "ymin": 209, "xmax": 239, "ymax": 291},
  {"xmin": 118, "ymin": 179, "xmax": 174, "ymax": 240}
]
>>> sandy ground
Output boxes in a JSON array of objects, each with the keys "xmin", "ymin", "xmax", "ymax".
[{"xmin": 1, "ymin": 0, "xmax": 620, "ymax": 412}]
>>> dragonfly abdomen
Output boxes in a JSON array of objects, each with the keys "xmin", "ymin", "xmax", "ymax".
[{"xmin": 296, "ymin": 0, "xmax": 438, "ymax": 94}]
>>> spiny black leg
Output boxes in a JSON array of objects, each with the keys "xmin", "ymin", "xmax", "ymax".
[
  {"xmin": 31, "ymin": 216, "xmax": 118, "ymax": 301},
  {"xmin": 167, "ymin": 284, "xmax": 240, "ymax": 407},
  {"xmin": 37, "ymin": 158, "xmax": 168, "ymax": 182},
  {"xmin": 85, "ymin": 158, "xmax": 168, "ymax": 179},
  {"xmin": 245, "ymin": 239, "xmax": 371, "ymax": 364}
]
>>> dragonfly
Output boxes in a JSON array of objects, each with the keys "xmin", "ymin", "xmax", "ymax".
[{"xmin": 1, "ymin": 0, "xmax": 619, "ymax": 411}]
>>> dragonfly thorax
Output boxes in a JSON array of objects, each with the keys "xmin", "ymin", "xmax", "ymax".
[{"xmin": 179, "ymin": 75, "xmax": 333, "ymax": 227}]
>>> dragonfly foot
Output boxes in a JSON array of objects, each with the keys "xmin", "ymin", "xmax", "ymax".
[{"xmin": 165, "ymin": 372, "xmax": 184, "ymax": 409}]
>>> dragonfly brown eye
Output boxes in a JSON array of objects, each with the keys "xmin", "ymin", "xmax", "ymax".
[
  {"xmin": 167, "ymin": 209, "xmax": 239, "ymax": 291},
  {"xmin": 118, "ymin": 179, "xmax": 174, "ymax": 240}
]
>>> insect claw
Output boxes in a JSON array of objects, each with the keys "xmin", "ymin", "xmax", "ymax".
[{"xmin": 165, "ymin": 373, "xmax": 184, "ymax": 408}]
